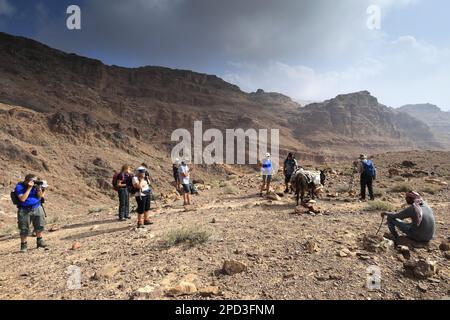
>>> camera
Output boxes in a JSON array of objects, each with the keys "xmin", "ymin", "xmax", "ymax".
[{"xmin": 34, "ymin": 180, "xmax": 48, "ymax": 191}]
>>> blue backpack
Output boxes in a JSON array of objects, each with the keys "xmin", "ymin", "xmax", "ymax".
[{"xmin": 362, "ymin": 160, "xmax": 376, "ymax": 177}]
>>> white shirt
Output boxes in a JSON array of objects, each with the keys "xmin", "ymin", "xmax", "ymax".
[
  {"xmin": 132, "ymin": 176, "xmax": 150, "ymax": 197},
  {"xmin": 178, "ymin": 165, "xmax": 190, "ymax": 184}
]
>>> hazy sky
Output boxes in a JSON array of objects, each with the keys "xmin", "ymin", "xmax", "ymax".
[{"xmin": 1, "ymin": 0, "xmax": 449, "ymax": 110}]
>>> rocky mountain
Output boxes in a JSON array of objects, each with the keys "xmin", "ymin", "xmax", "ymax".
[
  {"xmin": 287, "ymin": 91, "xmax": 441, "ymax": 153},
  {"xmin": 0, "ymin": 31, "xmax": 444, "ymax": 171},
  {"xmin": 398, "ymin": 104, "xmax": 450, "ymax": 149}
]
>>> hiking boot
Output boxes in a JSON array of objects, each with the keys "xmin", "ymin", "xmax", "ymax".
[
  {"xmin": 119, "ymin": 217, "xmax": 126, "ymax": 221},
  {"xmin": 284, "ymin": 189, "xmax": 289, "ymax": 193},
  {"xmin": 144, "ymin": 220, "xmax": 153, "ymax": 225},
  {"xmin": 20, "ymin": 242, "xmax": 28, "ymax": 253},
  {"xmin": 137, "ymin": 223, "xmax": 145, "ymax": 229},
  {"xmin": 36, "ymin": 238, "xmax": 47, "ymax": 249}
]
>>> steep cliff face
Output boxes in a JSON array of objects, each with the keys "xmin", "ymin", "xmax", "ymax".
[
  {"xmin": 398, "ymin": 104, "xmax": 450, "ymax": 149},
  {"xmin": 288, "ymin": 91, "xmax": 440, "ymax": 152}
]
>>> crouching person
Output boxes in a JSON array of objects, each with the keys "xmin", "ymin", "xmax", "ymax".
[
  {"xmin": 15, "ymin": 174, "xmax": 47, "ymax": 252},
  {"xmin": 381, "ymin": 191, "xmax": 435, "ymax": 244}
]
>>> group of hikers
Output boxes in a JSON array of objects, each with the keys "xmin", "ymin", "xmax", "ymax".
[
  {"xmin": 11, "ymin": 152, "xmax": 435, "ymax": 252},
  {"xmin": 112, "ymin": 159, "xmax": 193, "ymax": 228}
]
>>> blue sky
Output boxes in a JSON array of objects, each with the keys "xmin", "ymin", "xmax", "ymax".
[{"xmin": 1, "ymin": 0, "xmax": 449, "ymax": 110}]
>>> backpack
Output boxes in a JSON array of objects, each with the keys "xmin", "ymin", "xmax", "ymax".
[
  {"xmin": 362, "ymin": 160, "xmax": 376, "ymax": 178},
  {"xmin": 112, "ymin": 172, "xmax": 121, "ymax": 191},
  {"xmin": 10, "ymin": 190, "xmax": 20, "ymax": 207},
  {"xmin": 190, "ymin": 183, "xmax": 198, "ymax": 195}
]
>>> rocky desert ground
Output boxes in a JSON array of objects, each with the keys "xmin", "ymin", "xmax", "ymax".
[{"xmin": 0, "ymin": 150, "xmax": 448, "ymax": 300}]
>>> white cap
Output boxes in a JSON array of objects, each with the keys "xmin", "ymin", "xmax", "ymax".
[
  {"xmin": 137, "ymin": 166, "xmax": 146, "ymax": 172},
  {"xmin": 265, "ymin": 153, "xmax": 271, "ymax": 158},
  {"xmin": 174, "ymin": 158, "xmax": 180, "ymax": 164}
]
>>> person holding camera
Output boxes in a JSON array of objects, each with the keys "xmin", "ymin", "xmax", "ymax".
[
  {"xmin": 132, "ymin": 166, "xmax": 153, "ymax": 228},
  {"xmin": 14, "ymin": 174, "xmax": 48, "ymax": 252}
]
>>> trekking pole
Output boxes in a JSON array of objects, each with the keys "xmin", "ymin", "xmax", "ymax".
[
  {"xmin": 375, "ymin": 215, "xmax": 385, "ymax": 236},
  {"xmin": 41, "ymin": 204, "xmax": 47, "ymax": 218}
]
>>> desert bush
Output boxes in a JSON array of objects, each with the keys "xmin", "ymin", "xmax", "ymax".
[
  {"xmin": 390, "ymin": 182, "xmax": 413, "ymax": 193},
  {"xmin": 364, "ymin": 200, "xmax": 394, "ymax": 212},
  {"xmin": 218, "ymin": 180, "xmax": 228, "ymax": 188},
  {"xmin": 373, "ymin": 188, "xmax": 385, "ymax": 197},
  {"xmin": 420, "ymin": 185, "xmax": 441, "ymax": 195},
  {"xmin": 223, "ymin": 185, "xmax": 238, "ymax": 195},
  {"xmin": 161, "ymin": 225, "xmax": 212, "ymax": 248}
]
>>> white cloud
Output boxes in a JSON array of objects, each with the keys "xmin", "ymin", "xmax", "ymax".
[
  {"xmin": 222, "ymin": 58, "xmax": 386, "ymax": 102},
  {"xmin": 0, "ymin": 0, "xmax": 14, "ymax": 16},
  {"xmin": 222, "ymin": 32, "xmax": 450, "ymax": 109}
]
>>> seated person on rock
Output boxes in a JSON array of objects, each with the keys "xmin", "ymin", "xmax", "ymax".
[{"xmin": 381, "ymin": 191, "xmax": 435, "ymax": 244}]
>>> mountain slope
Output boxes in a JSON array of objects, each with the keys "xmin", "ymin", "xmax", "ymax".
[
  {"xmin": 0, "ymin": 31, "xmax": 443, "ymax": 163},
  {"xmin": 398, "ymin": 104, "xmax": 450, "ymax": 149},
  {"xmin": 287, "ymin": 91, "xmax": 440, "ymax": 153}
]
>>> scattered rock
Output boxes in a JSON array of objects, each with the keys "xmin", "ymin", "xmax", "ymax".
[
  {"xmin": 402, "ymin": 161, "xmax": 416, "ymax": 168},
  {"xmin": 397, "ymin": 245, "xmax": 411, "ymax": 260},
  {"xmin": 165, "ymin": 281, "xmax": 197, "ymax": 297},
  {"xmin": 222, "ymin": 260, "xmax": 248, "ymax": 275},
  {"xmin": 92, "ymin": 264, "xmax": 121, "ymax": 280},
  {"xmin": 132, "ymin": 285, "xmax": 159, "ymax": 299},
  {"xmin": 293, "ymin": 206, "xmax": 305, "ymax": 215},
  {"xmin": 49, "ymin": 226, "xmax": 60, "ymax": 232},
  {"xmin": 424, "ymin": 178, "xmax": 448, "ymax": 186},
  {"xmin": 417, "ymin": 283, "xmax": 428, "ymax": 293},
  {"xmin": 439, "ymin": 240, "xmax": 450, "ymax": 252},
  {"xmin": 198, "ymin": 286, "xmax": 220, "ymax": 297},
  {"xmin": 396, "ymin": 236, "xmax": 429, "ymax": 249},
  {"xmin": 210, "ymin": 218, "xmax": 216, "ymax": 224},
  {"xmin": 305, "ymin": 240, "xmax": 319, "ymax": 253},
  {"xmin": 362, "ymin": 235, "xmax": 393, "ymax": 253},
  {"xmin": 337, "ymin": 248, "xmax": 352, "ymax": 257},
  {"xmin": 71, "ymin": 242, "xmax": 81, "ymax": 250},
  {"xmin": 404, "ymin": 259, "xmax": 438, "ymax": 279},
  {"xmin": 266, "ymin": 192, "xmax": 281, "ymax": 201}
]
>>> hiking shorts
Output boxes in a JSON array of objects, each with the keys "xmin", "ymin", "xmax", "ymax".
[
  {"xmin": 17, "ymin": 206, "xmax": 45, "ymax": 236},
  {"xmin": 284, "ymin": 174, "xmax": 292, "ymax": 184},
  {"xmin": 173, "ymin": 174, "xmax": 180, "ymax": 183},
  {"xmin": 135, "ymin": 195, "xmax": 151, "ymax": 214},
  {"xmin": 182, "ymin": 184, "xmax": 191, "ymax": 194},
  {"xmin": 262, "ymin": 175, "xmax": 272, "ymax": 183}
]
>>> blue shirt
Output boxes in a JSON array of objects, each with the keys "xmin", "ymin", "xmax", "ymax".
[
  {"xmin": 15, "ymin": 183, "xmax": 41, "ymax": 208},
  {"xmin": 261, "ymin": 159, "xmax": 273, "ymax": 175}
]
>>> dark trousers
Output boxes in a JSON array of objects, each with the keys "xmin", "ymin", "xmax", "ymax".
[
  {"xmin": 360, "ymin": 173, "xmax": 374, "ymax": 200},
  {"xmin": 118, "ymin": 188, "xmax": 130, "ymax": 218}
]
